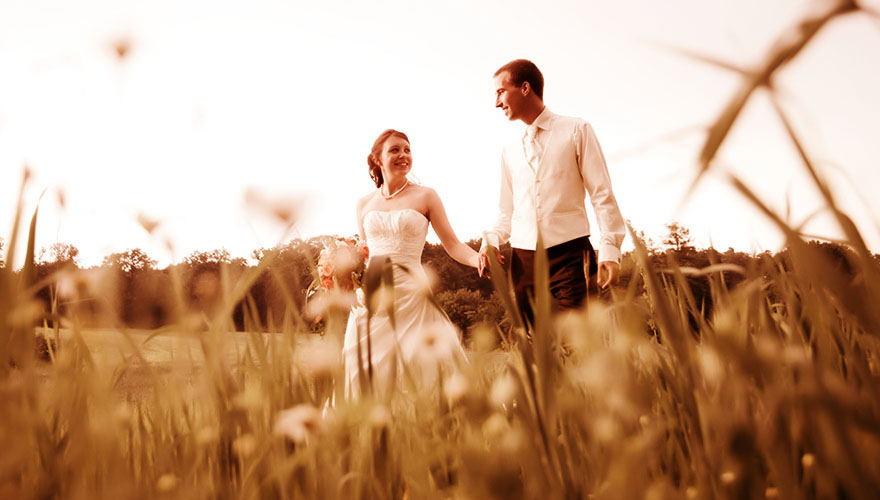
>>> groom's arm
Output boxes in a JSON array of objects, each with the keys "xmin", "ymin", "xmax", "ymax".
[
  {"xmin": 479, "ymin": 152, "xmax": 514, "ymax": 276},
  {"xmin": 577, "ymin": 121, "xmax": 625, "ymax": 286}
]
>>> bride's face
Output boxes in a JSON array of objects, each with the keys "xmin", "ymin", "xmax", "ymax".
[{"xmin": 379, "ymin": 136, "xmax": 412, "ymax": 179}]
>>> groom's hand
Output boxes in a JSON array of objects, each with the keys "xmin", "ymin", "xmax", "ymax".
[
  {"xmin": 598, "ymin": 261, "xmax": 620, "ymax": 289},
  {"xmin": 478, "ymin": 246, "xmax": 503, "ymax": 278}
]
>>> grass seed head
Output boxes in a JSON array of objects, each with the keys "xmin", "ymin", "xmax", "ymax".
[
  {"xmin": 232, "ymin": 384, "xmax": 264, "ymax": 411},
  {"xmin": 195, "ymin": 427, "xmax": 219, "ymax": 447},
  {"xmin": 470, "ymin": 325, "xmax": 498, "ymax": 352},
  {"xmin": 593, "ymin": 415, "xmax": 623, "ymax": 444},
  {"xmin": 720, "ymin": 470, "xmax": 736, "ymax": 485},
  {"xmin": 482, "ymin": 413, "xmax": 509, "ymax": 440},
  {"xmin": 136, "ymin": 213, "xmax": 160, "ymax": 234},
  {"xmin": 232, "ymin": 434, "xmax": 258, "ymax": 458},
  {"xmin": 113, "ymin": 402, "xmax": 133, "ymax": 427},
  {"xmin": 156, "ymin": 474, "xmax": 178, "ymax": 492},
  {"xmin": 801, "ymin": 453, "xmax": 815, "ymax": 468}
]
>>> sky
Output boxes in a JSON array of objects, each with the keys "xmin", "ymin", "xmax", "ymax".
[{"xmin": 1, "ymin": 0, "xmax": 879, "ymax": 268}]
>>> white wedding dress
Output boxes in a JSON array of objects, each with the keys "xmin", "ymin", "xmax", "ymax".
[{"xmin": 342, "ymin": 208, "xmax": 466, "ymax": 397}]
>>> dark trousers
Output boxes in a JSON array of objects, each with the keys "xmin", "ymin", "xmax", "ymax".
[{"xmin": 510, "ymin": 236, "xmax": 597, "ymax": 327}]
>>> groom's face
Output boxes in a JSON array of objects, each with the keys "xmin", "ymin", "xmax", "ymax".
[{"xmin": 494, "ymin": 71, "xmax": 525, "ymax": 122}]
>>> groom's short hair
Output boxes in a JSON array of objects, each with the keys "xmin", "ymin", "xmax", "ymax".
[{"xmin": 495, "ymin": 59, "xmax": 544, "ymax": 99}]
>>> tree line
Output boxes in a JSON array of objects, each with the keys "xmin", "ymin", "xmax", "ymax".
[{"xmin": 2, "ymin": 224, "xmax": 872, "ymax": 337}]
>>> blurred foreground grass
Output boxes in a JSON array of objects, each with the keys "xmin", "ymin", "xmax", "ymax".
[
  {"xmin": 3, "ymin": 2, "xmax": 880, "ymax": 497},
  {"xmin": 3, "ymin": 183, "xmax": 880, "ymax": 498}
]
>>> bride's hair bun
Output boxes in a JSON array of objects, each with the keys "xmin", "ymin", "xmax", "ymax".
[{"xmin": 368, "ymin": 129, "xmax": 410, "ymax": 188}]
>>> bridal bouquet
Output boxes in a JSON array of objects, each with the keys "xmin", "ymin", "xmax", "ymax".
[
  {"xmin": 315, "ymin": 237, "xmax": 369, "ymax": 291},
  {"xmin": 305, "ymin": 237, "xmax": 368, "ymax": 328}
]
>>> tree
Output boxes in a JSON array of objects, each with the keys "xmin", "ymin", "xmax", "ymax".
[
  {"xmin": 436, "ymin": 289, "xmax": 511, "ymax": 341},
  {"xmin": 421, "ymin": 238, "xmax": 495, "ymax": 296},
  {"xmin": 32, "ymin": 243, "xmax": 81, "ymax": 324},
  {"xmin": 38, "ymin": 242, "xmax": 80, "ymax": 266},
  {"xmin": 249, "ymin": 239, "xmax": 319, "ymax": 329},
  {"xmin": 662, "ymin": 222, "xmax": 694, "ymax": 253},
  {"xmin": 177, "ymin": 248, "xmax": 247, "ymax": 328},
  {"xmin": 100, "ymin": 249, "xmax": 167, "ymax": 328},
  {"xmin": 184, "ymin": 248, "xmax": 246, "ymax": 267},
  {"xmin": 102, "ymin": 248, "xmax": 157, "ymax": 273}
]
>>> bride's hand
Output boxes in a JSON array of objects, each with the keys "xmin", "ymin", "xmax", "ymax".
[
  {"xmin": 470, "ymin": 252, "xmax": 481, "ymax": 271},
  {"xmin": 478, "ymin": 246, "xmax": 503, "ymax": 278}
]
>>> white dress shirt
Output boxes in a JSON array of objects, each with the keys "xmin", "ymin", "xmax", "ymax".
[{"xmin": 482, "ymin": 108, "xmax": 625, "ymax": 263}]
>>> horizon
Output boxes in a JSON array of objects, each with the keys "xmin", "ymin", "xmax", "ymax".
[{"xmin": 5, "ymin": 219, "xmax": 869, "ymax": 272}]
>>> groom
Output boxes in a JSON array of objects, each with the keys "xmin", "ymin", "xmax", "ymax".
[{"xmin": 479, "ymin": 59, "xmax": 625, "ymax": 325}]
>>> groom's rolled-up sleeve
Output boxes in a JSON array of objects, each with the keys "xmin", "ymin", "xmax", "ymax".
[
  {"xmin": 577, "ymin": 122, "xmax": 625, "ymax": 264},
  {"xmin": 481, "ymin": 151, "xmax": 513, "ymax": 250}
]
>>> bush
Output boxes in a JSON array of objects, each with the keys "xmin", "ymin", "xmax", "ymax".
[{"xmin": 435, "ymin": 289, "xmax": 511, "ymax": 339}]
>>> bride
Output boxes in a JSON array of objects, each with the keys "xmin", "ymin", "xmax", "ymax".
[{"xmin": 343, "ymin": 129, "xmax": 480, "ymax": 397}]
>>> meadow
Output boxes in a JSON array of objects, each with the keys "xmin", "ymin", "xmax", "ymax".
[
  {"xmin": 3, "ymin": 2, "xmax": 880, "ymax": 498},
  {"xmin": 4, "ymin": 197, "xmax": 880, "ymax": 500}
]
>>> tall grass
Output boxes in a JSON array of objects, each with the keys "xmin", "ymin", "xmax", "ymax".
[{"xmin": 3, "ymin": 2, "xmax": 880, "ymax": 498}]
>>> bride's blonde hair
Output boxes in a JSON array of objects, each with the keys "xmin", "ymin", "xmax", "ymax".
[{"xmin": 367, "ymin": 129, "xmax": 410, "ymax": 188}]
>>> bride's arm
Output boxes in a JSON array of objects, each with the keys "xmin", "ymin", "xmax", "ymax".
[
  {"xmin": 356, "ymin": 196, "xmax": 369, "ymax": 241},
  {"xmin": 424, "ymin": 188, "xmax": 480, "ymax": 268}
]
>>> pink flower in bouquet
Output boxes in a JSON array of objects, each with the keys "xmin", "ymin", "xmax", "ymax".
[
  {"xmin": 356, "ymin": 239, "xmax": 369, "ymax": 263},
  {"xmin": 316, "ymin": 237, "xmax": 368, "ymax": 291}
]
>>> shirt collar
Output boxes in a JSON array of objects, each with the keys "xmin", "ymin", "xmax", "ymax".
[
  {"xmin": 533, "ymin": 107, "xmax": 552, "ymax": 130},
  {"xmin": 523, "ymin": 107, "xmax": 552, "ymax": 138}
]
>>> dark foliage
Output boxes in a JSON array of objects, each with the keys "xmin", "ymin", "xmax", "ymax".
[{"xmin": 23, "ymin": 234, "xmax": 876, "ymax": 334}]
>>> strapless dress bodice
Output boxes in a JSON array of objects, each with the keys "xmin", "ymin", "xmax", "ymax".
[{"xmin": 364, "ymin": 208, "xmax": 428, "ymax": 264}]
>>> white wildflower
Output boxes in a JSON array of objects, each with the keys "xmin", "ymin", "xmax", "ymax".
[
  {"xmin": 697, "ymin": 346, "xmax": 723, "ymax": 385},
  {"xmin": 411, "ymin": 323, "xmax": 455, "ymax": 366},
  {"xmin": 489, "ymin": 373, "xmax": 517, "ymax": 409},
  {"xmin": 273, "ymin": 404, "xmax": 323, "ymax": 443},
  {"xmin": 297, "ymin": 339, "xmax": 340, "ymax": 378},
  {"xmin": 444, "ymin": 371, "xmax": 469, "ymax": 405},
  {"xmin": 367, "ymin": 404, "xmax": 391, "ymax": 429},
  {"xmin": 305, "ymin": 290, "xmax": 358, "ymax": 318}
]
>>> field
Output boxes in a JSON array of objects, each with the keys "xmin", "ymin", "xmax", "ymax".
[
  {"xmin": 3, "ymin": 3, "xmax": 880, "ymax": 498},
  {"xmin": 4, "ymin": 218, "xmax": 880, "ymax": 499}
]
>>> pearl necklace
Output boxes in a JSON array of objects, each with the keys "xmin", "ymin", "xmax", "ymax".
[{"xmin": 381, "ymin": 181, "xmax": 411, "ymax": 200}]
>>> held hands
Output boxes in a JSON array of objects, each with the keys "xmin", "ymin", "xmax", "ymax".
[
  {"xmin": 597, "ymin": 261, "xmax": 620, "ymax": 289},
  {"xmin": 478, "ymin": 246, "xmax": 504, "ymax": 278}
]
